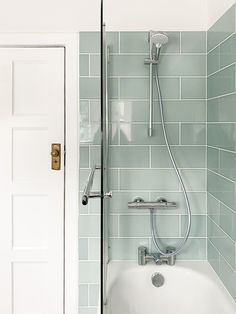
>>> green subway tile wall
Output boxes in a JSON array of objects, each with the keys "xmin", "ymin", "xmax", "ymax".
[
  {"xmin": 207, "ymin": 4, "xmax": 236, "ymax": 302},
  {"xmin": 79, "ymin": 30, "xmax": 207, "ymax": 311}
]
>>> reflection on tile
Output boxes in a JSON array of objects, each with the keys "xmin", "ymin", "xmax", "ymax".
[
  {"xmin": 120, "ymin": 123, "xmax": 179, "ymax": 145},
  {"xmin": 181, "ymin": 32, "xmax": 206, "ymax": 53}
]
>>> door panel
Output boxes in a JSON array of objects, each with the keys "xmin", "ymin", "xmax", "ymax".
[{"xmin": 0, "ymin": 48, "xmax": 65, "ymax": 314}]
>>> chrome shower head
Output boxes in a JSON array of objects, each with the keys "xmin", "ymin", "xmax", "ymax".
[
  {"xmin": 150, "ymin": 32, "xmax": 168, "ymax": 48},
  {"xmin": 149, "ymin": 32, "xmax": 168, "ymax": 61}
]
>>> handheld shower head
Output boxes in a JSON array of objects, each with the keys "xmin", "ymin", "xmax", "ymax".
[
  {"xmin": 150, "ymin": 32, "xmax": 169, "ymax": 60},
  {"xmin": 151, "ymin": 33, "xmax": 169, "ymax": 48}
]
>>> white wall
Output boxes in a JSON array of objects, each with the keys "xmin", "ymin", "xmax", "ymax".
[
  {"xmin": 207, "ymin": 0, "xmax": 236, "ymax": 28},
  {"xmin": 0, "ymin": 0, "xmax": 207, "ymax": 32},
  {"xmin": 105, "ymin": 0, "xmax": 207, "ymax": 31}
]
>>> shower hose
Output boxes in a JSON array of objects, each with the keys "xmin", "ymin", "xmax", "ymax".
[{"xmin": 150, "ymin": 65, "xmax": 192, "ymax": 257}]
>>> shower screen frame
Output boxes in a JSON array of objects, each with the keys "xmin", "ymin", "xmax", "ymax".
[{"xmin": 101, "ymin": 0, "xmax": 110, "ymax": 310}]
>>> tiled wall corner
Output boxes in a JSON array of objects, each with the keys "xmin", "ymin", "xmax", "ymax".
[{"xmin": 207, "ymin": 3, "xmax": 236, "ymax": 302}]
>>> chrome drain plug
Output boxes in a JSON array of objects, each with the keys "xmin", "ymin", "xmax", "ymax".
[{"xmin": 151, "ymin": 272, "xmax": 165, "ymax": 287}]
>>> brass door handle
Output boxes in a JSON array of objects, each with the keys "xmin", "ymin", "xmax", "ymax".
[
  {"xmin": 51, "ymin": 149, "xmax": 59, "ymax": 157},
  {"xmin": 51, "ymin": 144, "xmax": 61, "ymax": 170}
]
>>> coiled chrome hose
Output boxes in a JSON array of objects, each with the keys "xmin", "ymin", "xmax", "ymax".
[{"xmin": 150, "ymin": 65, "xmax": 191, "ymax": 257}]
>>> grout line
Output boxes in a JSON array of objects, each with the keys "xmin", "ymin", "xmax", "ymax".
[
  {"xmin": 207, "ymin": 91, "xmax": 236, "ymax": 101},
  {"xmin": 207, "ymin": 62, "xmax": 236, "ymax": 78},
  {"xmin": 207, "ymin": 145, "xmax": 236, "ymax": 154},
  {"xmin": 208, "ymin": 216, "xmax": 236, "ymax": 244},
  {"xmin": 207, "ymin": 31, "xmax": 235, "ymax": 54},
  {"xmin": 208, "ymin": 168, "xmax": 236, "ymax": 184}
]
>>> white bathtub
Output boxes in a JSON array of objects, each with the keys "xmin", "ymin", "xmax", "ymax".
[{"xmin": 105, "ymin": 261, "xmax": 236, "ymax": 314}]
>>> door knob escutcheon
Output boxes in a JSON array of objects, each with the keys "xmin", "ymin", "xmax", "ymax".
[{"xmin": 51, "ymin": 144, "xmax": 61, "ymax": 170}]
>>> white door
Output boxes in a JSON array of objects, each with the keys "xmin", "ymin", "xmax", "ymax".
[{"xmin": 0, "ymin": 48, "xmax": 65, "ymax": 314}]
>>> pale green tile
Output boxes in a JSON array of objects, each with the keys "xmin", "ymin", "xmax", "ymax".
[
  {"xmin": 120, "ymin": 78, "xmax": 148, "ymax": 99},
  {"xmin": 89, "ymin": 146, "xmax": 101, "ymax": 166},
  {"xmin": 80, "ymin": 77, "xmax": 118, "ymax": 99},
  {"xmin": 207, "ymin": 240, "xmax": 220, "ymax": 274},
  {"xmin": 154, "ymin": 101, "xmax": 206, "ymax": 122},
  {"xmin": 120, "ymin": 123, "xmax": 179, "ymax": 145},
  {"xmin": 110, "ymin": 238, "xmax": 149, "ymax": 260},
  {"xmin": 181, "ymin": 78, "xmax": 206, "ymax": 99},
  {"xmin": 109, "ymin": 146, "xmax": 149, "ymax": 168},
  {"xmin": 120, "ymin": 78, "xmax": 180, "ymax": 100},
  {"xmin": 158, "ymin": 55, "xmax": 206, "ymax": 76},
  {"xmin": 207, "ymin": 46, "xmax": 220, "ymax": 75},
  {"xmin": 79, "ymin": 239, "xmax": 88, "ymax": 260},
  {"xmin": 90, "ymin": 100, "xmax": 100, "ymax": 122},
  {"xmin": 79, "ymin": 215, "xmax": 100, "ymax": 237},
  {"xmin": 80, "ymin": 78, "xmax": 100, "ymax": 99},
  {"xmin": 151, "ymin": 146, "xmax": 206, "ymax": 168},
  {"xmin": 176, "ymin": 238, "xmax": 206, "ymax": 260},
  {"xmin": 80, "ymin": 31, "xmax": 118, "ymax": 54},
  {"xmin": 219, "ymin": 256, "xmax": 236, "ymax": 300},
  {"xmin": 79, "ymin": 261, "xmax": 100, "ymax": 283},
  {"xmin": 80, "ymin": 123, "xmax": 101, "ymax": 145},
  {"xmin": 120, "ymin": 169, "xmax": 179, "ymax": 191},
  {"xmin": 109, "ymin": 55, "xmax": 148, "ymax": 76},
  {"xmin": 90, "ymin": 54, "xmax": 100, "ymax": 76},
  {"xmin": 80, "ymin": 55, "xmax": 89, "ymax": 76},
  {"xmin": 80, "ymin": 32, "xmax": 100, "ymax": 53},
  {"xmin": 181, "ymin": 124, "xmax": 206, "ymax": 145},
  {"xmin": 109, "ymin": 215, "xmax": 119, "ymax": 237},
  {"xmin": 207, "ymin": 94, "xmax": 236, "ymax": 122},
  {"xmin": 89, "ymin": 285, "xmax": 100, "ymax": 306},
  {"xmin": 207, "ymin": 192, "xmax": 220, "ymax": 224},
  {"xmin": 79, "ymin": 31, "xmax": 119, "ymax": 53},
  {"xmin": 181, "ymin": 32, "xmax": 206, "ymax": 53},
  {"xmin": 208, "ymin": 217, "xmax": 235, "ymax": 268},
  {"xmin": 84, "ymin": 123, "xmax": 117, "ymax": 146},
  {"xmin": 120, "ymin": 32, "xmax": 148, "ymax": 53},
  {"xmin": 109, "ymin": 78, "xmax": 119, "ymax": 99},
  {"xmin": 89, "ymin": 238, "xmax": 100, "ymax": 260},
  {"xmin": 107, "ymin": 32, "xmax": 119, "ymax": 53},
  {"xmin": 80, "ymin": 100, "xmax": 89, "ymax": 124},
  {"xmin": 180, "ymin": 169, "xmax": 206, "ymax": 191},
  {"xmin": 79, "ymin": 284, "xmax": 88, "ymax": 306},
  {"xmin": 80, "ymin": 146, "xmax": 89, "ymax": 168},
  {"xmin": 207, "ymin": 147, "xmax": 219, "ymax": 173},
  {"xmin": 207, "ymin": 123, "xmax": 236, "ymax": 151},
  {"xmin": 119, "ymin": 215, "xmax": 179, "ymax": 237},
  {"xmin": 207, "ymin": 5, "xmax": 235, "ymax": 51},
  {"xmin": 220, "ymin": 33, "xmax": 236, "ymax": 68},
  {"xmin": 153, "ymin": 78, "xmax": 180, "ymax": 100},
  {"xmin": 181, "ymin": 215, "xmax": 206, "ymax": 237},
  {"xmin": 207, "ymin": 65, "xmax": 235, "ymax": 98},
  {"xmin": 89, "ymin": 198, "xmax": 101, "ymax": 214},
  {"xmin": 161, "ymin": 32, "xmax": 180, "ymax": 53},
  {"xmin": 219, "ymin": 203, "xmax": 236, "ymax": 241},
  {"xmin": 220, "ymin": 150, "xmax": 236, "ymax": 181},
  {"xmin": 207, "ymin": 170, "xmax": 236, "ymax": 210},
  {"xmin": 110, "ymin": 100, "xmax": 149, "ymax": 122}
]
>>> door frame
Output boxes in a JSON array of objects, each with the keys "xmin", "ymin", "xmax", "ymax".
[{"xmin": 0, "ymin": 33, "xmax": 79, "ymax": 314}]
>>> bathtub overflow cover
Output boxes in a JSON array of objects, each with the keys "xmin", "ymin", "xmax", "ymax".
[{"xmin": 151, "ymin": 272, "xmax": 165, "ymax": 288}]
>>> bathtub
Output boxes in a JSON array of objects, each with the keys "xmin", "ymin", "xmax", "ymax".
[{"xmin": 105, "ymin": 261, "xmax": 236, "ymax": 314}]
